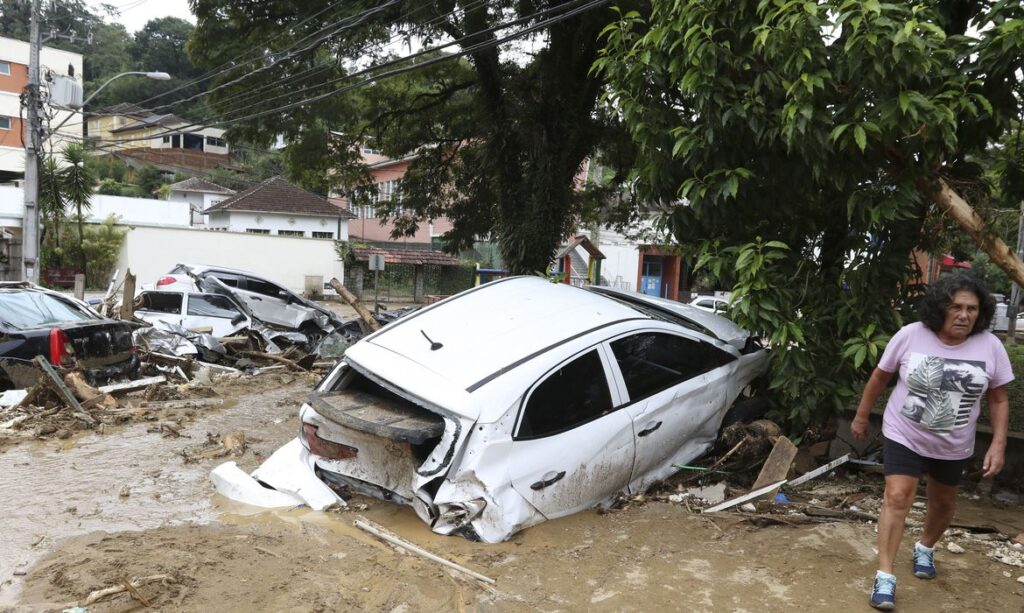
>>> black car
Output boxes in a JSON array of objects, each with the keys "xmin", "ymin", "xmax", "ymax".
[{"xmin": 0, "ymin": 283, "xmax": 139, "ymax": 390}]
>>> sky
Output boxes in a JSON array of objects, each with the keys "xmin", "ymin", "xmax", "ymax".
[{"xmin": 86, "ymin": 0, "xmax": 195, "ymax": 33}]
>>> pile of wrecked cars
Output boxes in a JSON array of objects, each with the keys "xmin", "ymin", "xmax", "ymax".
[{"xmin": 214, "ymin": 275, "xmax": 769, "ymax": 543}]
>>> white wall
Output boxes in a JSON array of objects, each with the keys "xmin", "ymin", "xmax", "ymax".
[
  {"xmin": 0, "ymin": 186, "xmax": 192, "ymax": 228},
  {"xmin": 207, "ymin": 210, "xmax": 349, "ymax": 240},
  {"xmin": 115, "ymin": 225, "xmax": 344, "ymax": 293}
]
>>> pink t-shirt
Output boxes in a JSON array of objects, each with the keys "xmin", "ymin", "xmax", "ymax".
[{"xmin": 878, "ymin": 322, "xmax": 1013, "ymax": 460}]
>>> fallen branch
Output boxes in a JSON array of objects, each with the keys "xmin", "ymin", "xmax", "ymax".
[
  {"xmin": 83, "ymin": 574, "xmax": 175, "ymax": 606},
  {"xmin": 330, "ymin": 278, "xmax": 381, "ymax": 332},
  {"xmin": 354, "ymin": 518, "xmax": 496, "ymax": 585},
  {"xmin": 238, "ymin": 351, "xmax": 307, "ymax": 372},
  {"xmin": 120, "ymin": 575, "xmax": 152, "ymax": 607}
]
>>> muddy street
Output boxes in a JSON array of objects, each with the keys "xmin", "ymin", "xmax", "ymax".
[{"xmin": 1, "ymin": 380, "xmax": 1022, "ymax": 612}]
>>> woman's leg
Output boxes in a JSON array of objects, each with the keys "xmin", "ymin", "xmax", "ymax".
[{"xmin": 878, "ymin": 474, "xmax": 919, "ymax": 573}]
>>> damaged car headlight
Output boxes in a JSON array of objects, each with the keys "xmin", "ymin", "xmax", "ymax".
[{"xmin": 436, "ymin": 499, "xmax": 487, "ymax": 529}]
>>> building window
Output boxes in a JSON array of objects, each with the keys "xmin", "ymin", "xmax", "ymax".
[
  {"xmin": 205, "ymin": 135, "xmax": 226, "ymax": 148},
  {"xmin": 278, "ymin": 230, "xmax": 304, "ymax": 237},
  {"xmin": 312, "ymin": 231, "xmax": 333, "ymax": 239},
  {"xmin": 362, "ymin": 146, "xmax": 380, "ymax": 155},
  {"xmin": 0, "ymin": 61, "xmax": 10, "ymax": 75},
  {"xmin": 0, "ymin": 116, "xmax": 10, "ymax": 130},
  {"xmin": 246, "ymin": 228, "xmax": 270, "ymax": 234},
  {"xmin": 162, "ymin": 135, "xmax": 170, "ymax": 143}
]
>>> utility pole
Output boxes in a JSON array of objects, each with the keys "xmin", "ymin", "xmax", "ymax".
[
  {"xmin": 1006, "ymin": 200, "xmax": 1024, "ymax": 344},
  {"xmin": 20, "ymin": 0, "xmax": 42, "ymax": 284}
]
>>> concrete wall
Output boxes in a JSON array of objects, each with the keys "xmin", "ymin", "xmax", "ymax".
[
  {"xmin": 207, "ymin": 210, "xmax": 349, "ymax": 240},
  {"xmin": 0, "ymin": 186, "xmax": 192, "ymax": 228},
  {"xmin": 115, "ymin": 225, "xmax": 344, "ymax": 293}
]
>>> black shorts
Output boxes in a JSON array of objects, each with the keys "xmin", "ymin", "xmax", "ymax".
[{"xmin": 883, "ymin": 438, "xmax": 967, "ymax": 487}]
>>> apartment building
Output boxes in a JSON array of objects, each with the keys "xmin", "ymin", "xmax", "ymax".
[{"xmin": 0, "ymin": 36, "xmax": 82, "ymax": 181}]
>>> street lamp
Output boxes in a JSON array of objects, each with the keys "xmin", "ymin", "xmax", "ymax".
[{"xmin": 22, "ymin": 70, "xmax": 171, "ymax": 284}]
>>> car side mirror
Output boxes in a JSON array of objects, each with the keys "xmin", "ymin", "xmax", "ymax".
[
  {"xmin": 277, "ymin": 290, "xmax": 291, "ymax": 302},
  {"xmin": 231, "ymin": 313, "xmax": 246, "ymax": 326}
]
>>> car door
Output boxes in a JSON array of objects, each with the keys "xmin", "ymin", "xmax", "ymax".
[
  {"xmin": 507, "ymin": 348, "xmax": 635, "ymax": 519},
  {"xmin": 182, "ymin": 293, "xmax": 250, "ymax": 336},
  {"xmin": 606, "ymin": 331, "xmax": 736, "ymax": 491},
  {"xmin": 236, "ymin": 275, "xmax": 311, "ymax": 329},
  {"xmin": 133, "ymin": 291, "xmax": 185, "ymax": 328}
]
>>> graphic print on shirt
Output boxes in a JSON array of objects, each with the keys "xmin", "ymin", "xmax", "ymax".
[{"xmin": 902, "ymin": 353, "xmax": 987, "ymax": 434}]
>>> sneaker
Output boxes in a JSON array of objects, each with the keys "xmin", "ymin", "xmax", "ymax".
[
  {"xmin": 913, "ymin": 542, "xmax": 936, "ymax": 579},
  {"xmin": 870, "ymin": 572, "xmax": 897, "ymax": 610}
]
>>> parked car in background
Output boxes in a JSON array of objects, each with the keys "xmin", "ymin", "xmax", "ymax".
[
  {"xmin": 0, "ymin": 283, "xmax": 138, "ymax": 390},
  {"xmin": 145, "ymin": 264, "xmax": 343, "ymax": 334},
  {"xmin": 289, "ymin": 276, "xmax": 768, "ymax": 542},
  {"xmin": 688, "ymin": 294, "xmax": 730, "ymax": 314},
  {"xmin": 134, "ymin": 290, "xmax": 252, "ymax": 337}
]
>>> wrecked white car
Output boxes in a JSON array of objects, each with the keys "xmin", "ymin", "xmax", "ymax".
[
  {"xmin": 134, "ymin": 290, "xmax": 251, "ymax": 337},
  {"xmin": 149, "ymin": 264, "xmax": 344, "ymax": 333},
  {"xmin": 283, "ymin": 276, "xmax": 769, "ymax": 542}
]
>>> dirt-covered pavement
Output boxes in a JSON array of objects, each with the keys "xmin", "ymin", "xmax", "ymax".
[{"xmin": 2, "ymin": 378, "xmax": 1023, "ymax": 612}]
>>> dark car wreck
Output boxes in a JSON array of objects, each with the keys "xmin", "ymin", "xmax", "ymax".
[
  {"xmin": 0, "ymin": 283, "xmax": 138, "ymax": 390},
  {"xmin": 213, "ymin": 276, "xmax": 768, "ymax": 542}
]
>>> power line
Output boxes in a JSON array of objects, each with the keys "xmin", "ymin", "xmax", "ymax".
[{"xmin": 88, "ymin": 0, "xmax": 609, "ymax": 149}]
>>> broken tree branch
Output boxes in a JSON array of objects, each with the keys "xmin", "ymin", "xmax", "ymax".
[
  {"xmin": 330, "ymin": 278, "xmax": 381, "ymax": 332},
  {"xmin": 82, "ymin": 574, "xmax": 175, "ymax": 606},
  {"xmin": 120, "ymin": 269, "xmax": 137, "ymax": 321},
  {"xmin": 921, "ymin": 177, "xmax": 1024, "ymax": 287},
  {"xmin": 237, "ymin": 351, "xmax": 307, "ymax": 371}
]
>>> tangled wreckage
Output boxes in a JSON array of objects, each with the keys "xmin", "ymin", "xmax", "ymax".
[{"xmin": 213, "ymin": 276, "xmax": 770, "ymax": 543}]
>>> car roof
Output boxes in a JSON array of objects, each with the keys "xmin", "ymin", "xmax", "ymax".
[
  {"xmin": 352, "ymin": 276, "xmax": 648, "ymax": 392},
  {"xmin": 175, "ymin": 263, "xmax": 266, "ymax": 279},
  {"xmin": 590, "ymin": 286, "xmax": 750, "ymax": 350}
]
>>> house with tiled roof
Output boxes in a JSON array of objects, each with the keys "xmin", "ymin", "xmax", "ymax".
[
  {"xmin": 204, "ymin": 176, "xmax": 355, "ymax": 240},
  {"xmin": 167, "ymin": 178, "xmax": 236, "ymax": 227}
]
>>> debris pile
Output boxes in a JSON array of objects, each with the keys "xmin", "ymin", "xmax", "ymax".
[{"xmin": 0, "ymin": 272, "xmax": 411, "ymax": 446}]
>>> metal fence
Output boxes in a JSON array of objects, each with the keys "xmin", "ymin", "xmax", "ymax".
[{"xmin": 345, "ymin": 262, "xmax": 476, "ymax": 305}]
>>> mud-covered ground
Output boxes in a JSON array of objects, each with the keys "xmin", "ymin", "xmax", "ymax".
[{"xmin": 2, "ymin": 380, "xmax": 1023, "ymax": 613}]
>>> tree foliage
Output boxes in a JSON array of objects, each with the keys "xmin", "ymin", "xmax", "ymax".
[
  {"xmin": 188, "ymin": 0, "xmax": 632, "ymax": 273},
  {"xmin": 596, "ymin": 0, "xmax": 1024, "ymax": 429}
]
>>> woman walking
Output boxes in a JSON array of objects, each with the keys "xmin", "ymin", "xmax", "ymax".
[{"xmin": 852, "ymin": 274, "xmax": 1012, "ymax": 610}]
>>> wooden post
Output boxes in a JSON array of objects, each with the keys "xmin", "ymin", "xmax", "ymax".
[
  {"xmin": 119, "ymin": 269, "xmax": 136, "ymax": 320},
  {"xmin": 73, "ymin": 273, "xmax": 85, "ymax": 300}
]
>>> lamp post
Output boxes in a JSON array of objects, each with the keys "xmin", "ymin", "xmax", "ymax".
[{"xmin": 21, "ymin": 61, "xmax": 171, "ymax": 284}]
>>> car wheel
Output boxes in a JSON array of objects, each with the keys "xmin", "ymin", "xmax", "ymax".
[{"xmin": 720, "ymin": 397, "xmax": 770, "ymax": 431}]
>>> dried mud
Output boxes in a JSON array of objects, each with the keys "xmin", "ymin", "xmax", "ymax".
[{"xmin": 1, "ymin": 379, "xmax": 1022, "ymax": 612}]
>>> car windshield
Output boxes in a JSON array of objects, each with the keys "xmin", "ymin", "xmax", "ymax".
[
  {"xmin": 0, "ymin": 291, "xmax": 93, "ymax": 329},
  {"xmin": 594, "ymin": 291, "xmax": 718, "ymax": 338}
]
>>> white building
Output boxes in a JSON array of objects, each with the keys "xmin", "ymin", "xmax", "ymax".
[
  {"xmin": 205, "ymin": 176, "xmax": 355, "ymax": 240},
  {"xmin": 166, "ymin": 177, "xmax": 235, "ymax": 226},
  {"xmin": 0, "ymin": 36, "xmax": 83, "ymax": 181}
]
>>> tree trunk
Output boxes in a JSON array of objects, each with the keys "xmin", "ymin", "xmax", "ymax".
[{"xmin": 918, "ymin": 177, "xmax": 1024, "ymax": 287}]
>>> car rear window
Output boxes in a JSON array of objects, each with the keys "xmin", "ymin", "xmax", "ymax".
[{"xmin": 0, "ymin": 291, "xmax": 93, "ymax": 329}]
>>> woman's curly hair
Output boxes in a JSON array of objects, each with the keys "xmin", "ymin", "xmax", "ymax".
[{"xmin": 918, "ymin": 274, "xmax": 996, "ymax": 335}]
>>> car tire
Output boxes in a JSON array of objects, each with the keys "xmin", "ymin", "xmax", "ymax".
[{"xmin": 719, "ymin": 397, "xmax": 769, "ymax": 430}]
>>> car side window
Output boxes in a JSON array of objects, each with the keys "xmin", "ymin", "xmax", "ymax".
[
  {"xmin": 244, "ymin": 276, "xmax": 286, "ymax": 298},
  {"xmin": 697, "ymin": 299, "xmax": 713, "ymax": 308},
  {"xmin": 610, "ymin": 332, "xmax": 735, "ymax": 402},
  {"xmin": 208, "ymin": 274, "xmax": 239, "ymax": 288},
  {"xmin": 136, "ymin": 292, "xmax": 183, "ymax": 314},
  {"xmin": 187, "ymin": 294, "xmax": 243, "ymax": 318},
  {"xmin": 516, "ymin": 349, "xmax": 613, "ymax": 440}
]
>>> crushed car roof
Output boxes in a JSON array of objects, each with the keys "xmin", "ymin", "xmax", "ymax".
[{"xmin": 353, "ymin": 276, "xmax": 649, "ymax": 392}]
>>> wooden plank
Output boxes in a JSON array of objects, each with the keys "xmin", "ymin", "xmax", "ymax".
[
  {"xmin": 98, "ymin": 375, "xmax": 166, "ymax": 395},
  {"xmin": 32, "ymin": 356, "xmax": 96, "ymax": 426},
  {"xmin": 119, "ymin": 269, "xmax": 136, "ymax": 320},
  {"xmin": 751, "ymin": 435, "xmax": 798, "ymax": 495}
]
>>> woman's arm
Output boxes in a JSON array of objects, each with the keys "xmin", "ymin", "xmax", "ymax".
[
  {"xmin": 983, "ymin": 385, "xmax": 1009, "ymax": 478},
  {"xmin": 851, "ymin": 368, "xmax": 896, "ymax": 440}
]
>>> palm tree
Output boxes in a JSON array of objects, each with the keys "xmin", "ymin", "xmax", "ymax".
[
  {"xmin": 60, "ymin": 144, "xmax": 95, "ymax": 275},
  {"xmin": 38, "ymin": 154, "xmax": 66, "ymax": 268}
]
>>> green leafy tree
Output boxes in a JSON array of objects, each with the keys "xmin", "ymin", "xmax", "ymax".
[
  {"xmin": 132, "ymin": 165, "xmax": 166, "ymax": 198},
  {"xmin": 80, "ymin": 215, "xmax": 127, "ymax": 288},
  {"xmin": 38, "ymin": 155, "xmax": 67, "ymax": 270},
  {"xmin": 60, "ymin": 143, "xmax": 95, "ymax": 274},
  {"xmin": 188, "ymin": 0, "xmax": 635, "ymax": 274},
  {"xmin": 596, "ymin": 1, "xmax": 1024, "ymax": 428}
]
